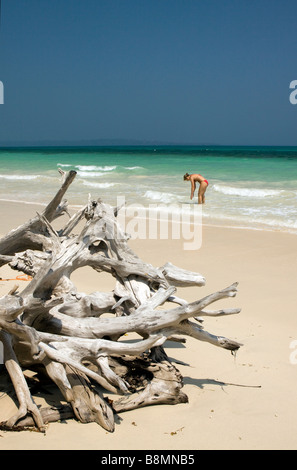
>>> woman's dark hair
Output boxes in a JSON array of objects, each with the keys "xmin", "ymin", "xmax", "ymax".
[{"xmin": 183, "ymin": 173, "xmax": 190, "ymax": 180}]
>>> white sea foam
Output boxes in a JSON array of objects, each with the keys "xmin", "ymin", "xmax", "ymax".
[
  {"xmin": 144, "ymin": 190, "xmax": 180, "ymax": 204},
  {"xmin": 76, "ymin": 171, "xmax": 105, "ymax": 178},
  {"xmin": 82, "ymin": 181, "xmax": 116, "ymax": 188},
  {"xmin": 202, "ymin": 208, "xmax": 297, "ymax": 233},
  {"xmin": 212, "ymin": 184, "xmax": 281, "ymax": 198},
  {"xmin": 125, "ymin": 166, "xmax": 144, "ymax": 170},
  {"xmin": 0, "ymin": 174, "xmax": 40, "ymax": 180},
  {"xmin": 75, "ymin": 165, "xmax": 117, "ymax": 172}
]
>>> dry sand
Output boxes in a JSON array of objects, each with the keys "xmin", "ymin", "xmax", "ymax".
[{"xmin": 0, "ymin": 201, "xmax": 296, "ymax": 450}]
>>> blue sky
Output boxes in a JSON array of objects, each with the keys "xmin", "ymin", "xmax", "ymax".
[{"xmin": 0, "ymin": 0, "xmax": 297, "ymax": 146}]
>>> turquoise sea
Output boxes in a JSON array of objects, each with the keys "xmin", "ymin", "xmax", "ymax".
[{"xmin": 0, "ymin": 145, "xmax": 296, "ymax": 234}]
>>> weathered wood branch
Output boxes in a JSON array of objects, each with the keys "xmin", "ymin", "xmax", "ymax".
[
  {"xmin": 0, "ymin": 170, "xmax": 76, "ymax": 262},
  {"xmin": 0, "ymin": 331, "xmax": 45, "ymax": 431},
  {"xmin": 0, "ymin": 169, "xmax": 242, "ymax": 433}
]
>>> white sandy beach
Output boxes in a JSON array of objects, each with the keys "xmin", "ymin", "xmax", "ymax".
[{"xmin": 0, "ymin": 201, "xmax": 296, "ymax": 450}]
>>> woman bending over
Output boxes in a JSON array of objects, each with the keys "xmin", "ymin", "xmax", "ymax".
[{"xmin": 183, "ymin": 173, "xmax": 208, "ymax": 204}]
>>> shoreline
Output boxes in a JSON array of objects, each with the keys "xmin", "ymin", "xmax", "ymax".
[
  {"xmin": 0, "ymin": 200, "xmax": 296, "ymax": 449},
  {"xmin": 0, "ymin": 199, "xmax": 296, "ymax": 237}
]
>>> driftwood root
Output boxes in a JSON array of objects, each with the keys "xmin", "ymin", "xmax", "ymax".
[{"xmin": 0, "ymin": 169, "xmax": 242, "ymax": 432}]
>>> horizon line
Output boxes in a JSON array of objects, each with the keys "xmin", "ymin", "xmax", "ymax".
[{"xmin": 1, "ymin": 140, "xmax": 297, "ymax": 149}]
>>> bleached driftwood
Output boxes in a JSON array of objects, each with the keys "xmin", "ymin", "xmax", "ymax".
[{"xmin": 0, "ymin": 170, "xmax": 241, "ymax": 433}]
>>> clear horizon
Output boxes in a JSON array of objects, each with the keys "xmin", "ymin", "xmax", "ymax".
[
  {"xmin": 2, "ymin": 142, "xmax": 297, "ymax": 150},
  {"xmin": 1, "ymin": 0, "xmax": 297, "ymax": 147}
]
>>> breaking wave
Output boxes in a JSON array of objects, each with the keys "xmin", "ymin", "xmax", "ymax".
[{"xmin": 75, "ymin": 165, "xmax": 117, "ymax": 172}]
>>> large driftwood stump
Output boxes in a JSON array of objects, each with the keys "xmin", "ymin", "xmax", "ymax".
[{"xmin": 0, "ymin": 170, "xmax": 241, "ymax": 432}]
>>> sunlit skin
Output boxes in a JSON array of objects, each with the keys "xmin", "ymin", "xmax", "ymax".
[{"xmin": 183, "ymin": 173, "xmax": 208, "ymax": 204}]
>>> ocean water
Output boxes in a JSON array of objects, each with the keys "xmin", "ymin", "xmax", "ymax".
[{"xmin": 0, "ymin": 145, "xmax": 296, "ymax": 234}]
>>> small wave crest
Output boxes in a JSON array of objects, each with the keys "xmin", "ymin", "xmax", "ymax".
[
  {"xmin": 82, "ymin": 181, "xmax": 116, "ymax": 188},
  {"xmin": 125, "ymin": 166, "xmax": 144, "ymax": 170},
  {"xmin": 0, "ymin": 174, "xmax": 40, "ymax": 180},
  {"xmin": 76, "ymin": 165, "xmax": 117, "ymax": 172},
  {"xmin": 76, "ymin": 171, "xmax": 105, "ymax": 178},
  {"xmin": 213, "ymin": 184, "xmax": 281, "ymax": 198},
  {"xmin": 144, "ymin": 190, "xmax": 183, "ymax": 204}
]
